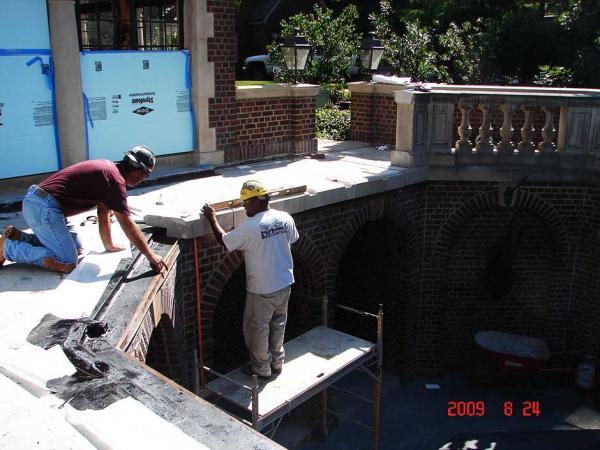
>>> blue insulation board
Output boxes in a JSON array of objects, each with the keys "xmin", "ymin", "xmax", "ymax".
[
  {"xmin": 0, "ymin": 0, "xmax": 51, "ymax": 50},
  {"xmin": 0, "ymin": 54, "xmax": 60, "ymax": 179},
  {"xmin": 80, "ymin": 51, "xmax": 194, "ymax": 160}
]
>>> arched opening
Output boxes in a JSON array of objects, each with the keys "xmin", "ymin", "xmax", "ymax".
[
  {"xmin": 442, "ymin": 207, "xmax": 553, "ymax": 370},
  {"xmin": 286, "ymin": 256, "xmax": 318, "ymax": 341},
  {"xmin": 334, "ymin": 219, "xmax": 409, "ymax": 374},
  {"xmin": 145, "ymin": 313, "xmax": 183, "ymax": 384},
  {"xmin": 212, "ymin": 264, "xmax": 247, "ymax": 375}
]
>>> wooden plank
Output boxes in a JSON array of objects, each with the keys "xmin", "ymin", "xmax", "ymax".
[
  {"xmin": 204, "ymin": 326, "xmax": 374, "ymax": 421},
  {"xmin": 211, "ymin": 185, "xmax": 307, "ymax": 211}
]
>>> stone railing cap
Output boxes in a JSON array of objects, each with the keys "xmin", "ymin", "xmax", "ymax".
[
  {"xmin": 348, "ymin": 81, "xmax": 411, "ymax": 96},
  {"xmin": 236, "ymin": 83, "xmax": 320, "ymax": 100}
]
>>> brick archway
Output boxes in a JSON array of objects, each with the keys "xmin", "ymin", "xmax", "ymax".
[
  {"xmin": 328, "ymin": 196, "xmax": 420, "ymax": 297},
  {"xmin": 328, "ymin": 195, "xmax": 420, "ymax": 376},
  {"xmin": 201, "ymin": 250, "xmax": 244, "ymax": 363},
  {"xmin": 429, "ymin": 187, "xmax": 572, "ymax": 372},
  {"xmin": 433, "ymin": 189, "xmax": 569, "ymax": 262}
]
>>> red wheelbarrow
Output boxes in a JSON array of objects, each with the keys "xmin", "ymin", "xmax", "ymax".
[{"xmin": 475, "ymin": 331, "xmax": 550, "ymax": 372}]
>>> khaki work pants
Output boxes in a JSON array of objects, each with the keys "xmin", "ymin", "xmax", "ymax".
[{"xmin": 243, "ymin": 286, "xmax": 291, "ymax": 377}]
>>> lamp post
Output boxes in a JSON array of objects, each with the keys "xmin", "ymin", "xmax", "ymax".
[
  {"xmin": 281, "ymin": 28, "xmax": 311, "ymax": 84},
  {"xmin": 359, "ymin": 32, "xmax": 384, "ymax": 77}
]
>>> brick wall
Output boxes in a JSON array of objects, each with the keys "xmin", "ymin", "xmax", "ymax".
[
  {"xmin": 126, "ymin": 259, "xmax": 187, "ymax": 385},
  {"xmin": 207, "ymin": 0, "xmax": 239, "ymax": 158},
  {"xmin": 132, "ymin": 180, "xmax": 600, "ymax": 390},
  {"xmin": 350, "ymin": 93, "xmax": 396, "ymax": 145},
  {"xmin": 229, "ymin": 96, "xmax": 317, "ymax": 163},
  {"xmin": 206, "ymin": 0, "xmax": 317, "ymax": 164}
]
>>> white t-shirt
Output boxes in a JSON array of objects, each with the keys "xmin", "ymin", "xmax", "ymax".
[{"xmin": 223, "ymin": 209, "xmax": 299, "ymax": 294}]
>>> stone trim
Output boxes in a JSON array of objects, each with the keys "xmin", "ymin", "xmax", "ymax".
[
  {"xmin": 236, "ymin": 84, "xmax": 320, "ymax": 100},
  {"xmin": 348, "ymin": 82, "xmax": 408, "ymax": 96}
]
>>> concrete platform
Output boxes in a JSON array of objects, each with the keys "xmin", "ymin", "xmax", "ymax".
[{"xmin": 205, "ymin": 326, "xmax": 375, "ymax": 429}]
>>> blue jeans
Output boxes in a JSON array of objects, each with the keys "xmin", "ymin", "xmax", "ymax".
[{"xmin": 4, "ymin": 186, "xmax": 80, "ymax": 267}]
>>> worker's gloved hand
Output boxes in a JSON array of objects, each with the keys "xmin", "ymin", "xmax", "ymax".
[{"xmin": 148, "ymin": 253, "xmax": 165, "ymax": 274}]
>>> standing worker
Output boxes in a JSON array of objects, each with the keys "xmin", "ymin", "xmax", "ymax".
[
  {"xmin": 202, "ymin": 180, "xmax": 299, "ymax": 379},
  {"xmin": 0, "ymin": 146, "xmax": 165, "ymax": 274}
]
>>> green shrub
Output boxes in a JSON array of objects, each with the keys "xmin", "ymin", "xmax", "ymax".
[
  {"xmin": 534, "ymin": 65, "xmax": 574, "ymax": 87},
  {"xmin": 316, "ymin": 106, "xmax": 351, "ymax": 141}
]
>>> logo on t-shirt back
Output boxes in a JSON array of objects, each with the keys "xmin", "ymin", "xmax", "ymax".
[{"xmin": 260, "ymin": 219, "xmax": 288, "ymax": 239}]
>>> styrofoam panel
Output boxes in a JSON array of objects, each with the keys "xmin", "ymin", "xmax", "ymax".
[
  {"xmin": 0, "ymin": 54, "xmax": 59, "ymax": 179},
  {"xmin": 0, "ymin": 0, "xmax": 50, "ymax": 50},
  {"xmin": 80, "ymin": 51, "xmax": 194, "ymax": 160}
]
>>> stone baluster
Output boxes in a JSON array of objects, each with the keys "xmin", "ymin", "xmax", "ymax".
[
  {"xmin": 455, "ymin": 103, "xmax": 472, "ymax": 154},
  {"xmin": 475, "ymin": 104, "xmax": 493, "ymax": 154},
  {"xmin": 497, "ymin": 104, "xmax": 515, "ymax": 154},
  {"xmin": 537, "ymin": 106, "xmax": 556, "ymax": 153},
  {"xmin": 517, "ymin": 105, "xmax": 535, "ymax": 154}
]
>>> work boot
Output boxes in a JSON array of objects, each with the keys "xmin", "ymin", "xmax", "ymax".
[
  {"xmin": 3, "ymin": 225, "xmax": 21, "ymax": 241},
  {"xmin": 241, "ymin": 363, "xmax": 271, "ymax": 380},
  {"xmin": 41, "ymin": 257, "xmax": 76, "ymax": 274}
]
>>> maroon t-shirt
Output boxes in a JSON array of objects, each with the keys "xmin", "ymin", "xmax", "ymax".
[{"xmin": 38, "ymin": 160, "xmax": 131, "ymax": 217}]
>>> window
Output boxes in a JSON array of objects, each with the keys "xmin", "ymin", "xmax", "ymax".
[{"xmin": 76, "ymin": 0, "xmax": 182, "ymax": 51}]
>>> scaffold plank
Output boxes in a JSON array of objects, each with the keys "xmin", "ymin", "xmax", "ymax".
[{"xmin": 204, "ymin": 326, "xmax": 375, "ymax": 428}]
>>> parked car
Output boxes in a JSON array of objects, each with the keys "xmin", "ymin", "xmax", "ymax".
[
  {"xmin": 242, "ymin": 53, "xmax": 362, "ymax": 81},
  {"xmin": 243, "ymin": 54, "xmax": 280, "ymax": 80}
]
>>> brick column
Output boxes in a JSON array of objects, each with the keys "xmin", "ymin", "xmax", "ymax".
[
  {"xmin": 291, "ymin": 86, "xmax": 318, "ymax": 155},
  {"xmin": 207, "ymin": 0, "xmax": 239, "ymax": 163}
]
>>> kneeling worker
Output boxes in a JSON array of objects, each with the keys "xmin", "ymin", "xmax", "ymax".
[
  {"xmin": 202, "ymin": 180, "xmax": 299, "ymax": 379},
  {"xmin": 0, "ymin": 146, "xmax": 165, "ymax": 274}
]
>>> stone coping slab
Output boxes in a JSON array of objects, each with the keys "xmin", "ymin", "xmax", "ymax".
[
  {"xmin": 236, "ymin": 83, "xmax": 320, "ymax": 100},
  {"xmin": 138, "ymin": 141, "xmax": 427, "ymax": 239}
]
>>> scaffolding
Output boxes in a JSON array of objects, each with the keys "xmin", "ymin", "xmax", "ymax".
[{"xmin": 201, "ymin": 298, "xmax": 383, "ymax": 450}]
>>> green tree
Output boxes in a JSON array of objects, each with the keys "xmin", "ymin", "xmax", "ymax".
[
  {"xmin": 269, "ymin": 5, "xmax": 361, "ymax": 84},
  {"xmin": 370, "ymin": 1, "xmax": 449, "ymax": 82},
  {"xmin": 557, "ymin": 0, "xmax": 600, "ymax": 86},
  {"xmin": 439, "ymin": 20, "xmax": 491, "ymax": 84}
]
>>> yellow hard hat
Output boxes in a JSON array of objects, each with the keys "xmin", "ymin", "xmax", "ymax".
[{"xmin": 240, "ymin": 180, "xmax": 269, "ymax": 201}]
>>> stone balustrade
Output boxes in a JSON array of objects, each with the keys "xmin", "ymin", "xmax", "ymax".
[
  {"xmin": 348, "ymin": 82, "xmax": 600, "ymax": 176},
  {"xmin": 390, "ymin": 85, "xmax": 600, "ymax": 174}
]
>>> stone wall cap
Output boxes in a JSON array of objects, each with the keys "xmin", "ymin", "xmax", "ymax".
[
  {"xmin": 348, "ymin": 81, "xmax": 411, "ymax": 96},
  {"xmin": 426, "ymin": 83, "xmax": 600, "ymax": 98},
  {"xmin": 349, "ymin": 81, "xmax": 600, "ymax": 99},
  {"xmin": 236, "ymin": 83, "xmax": 320, "ymax": 100},
  {"xmin": 394, "ymin": 89, "xmax": 432, "ymax": 104}
]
